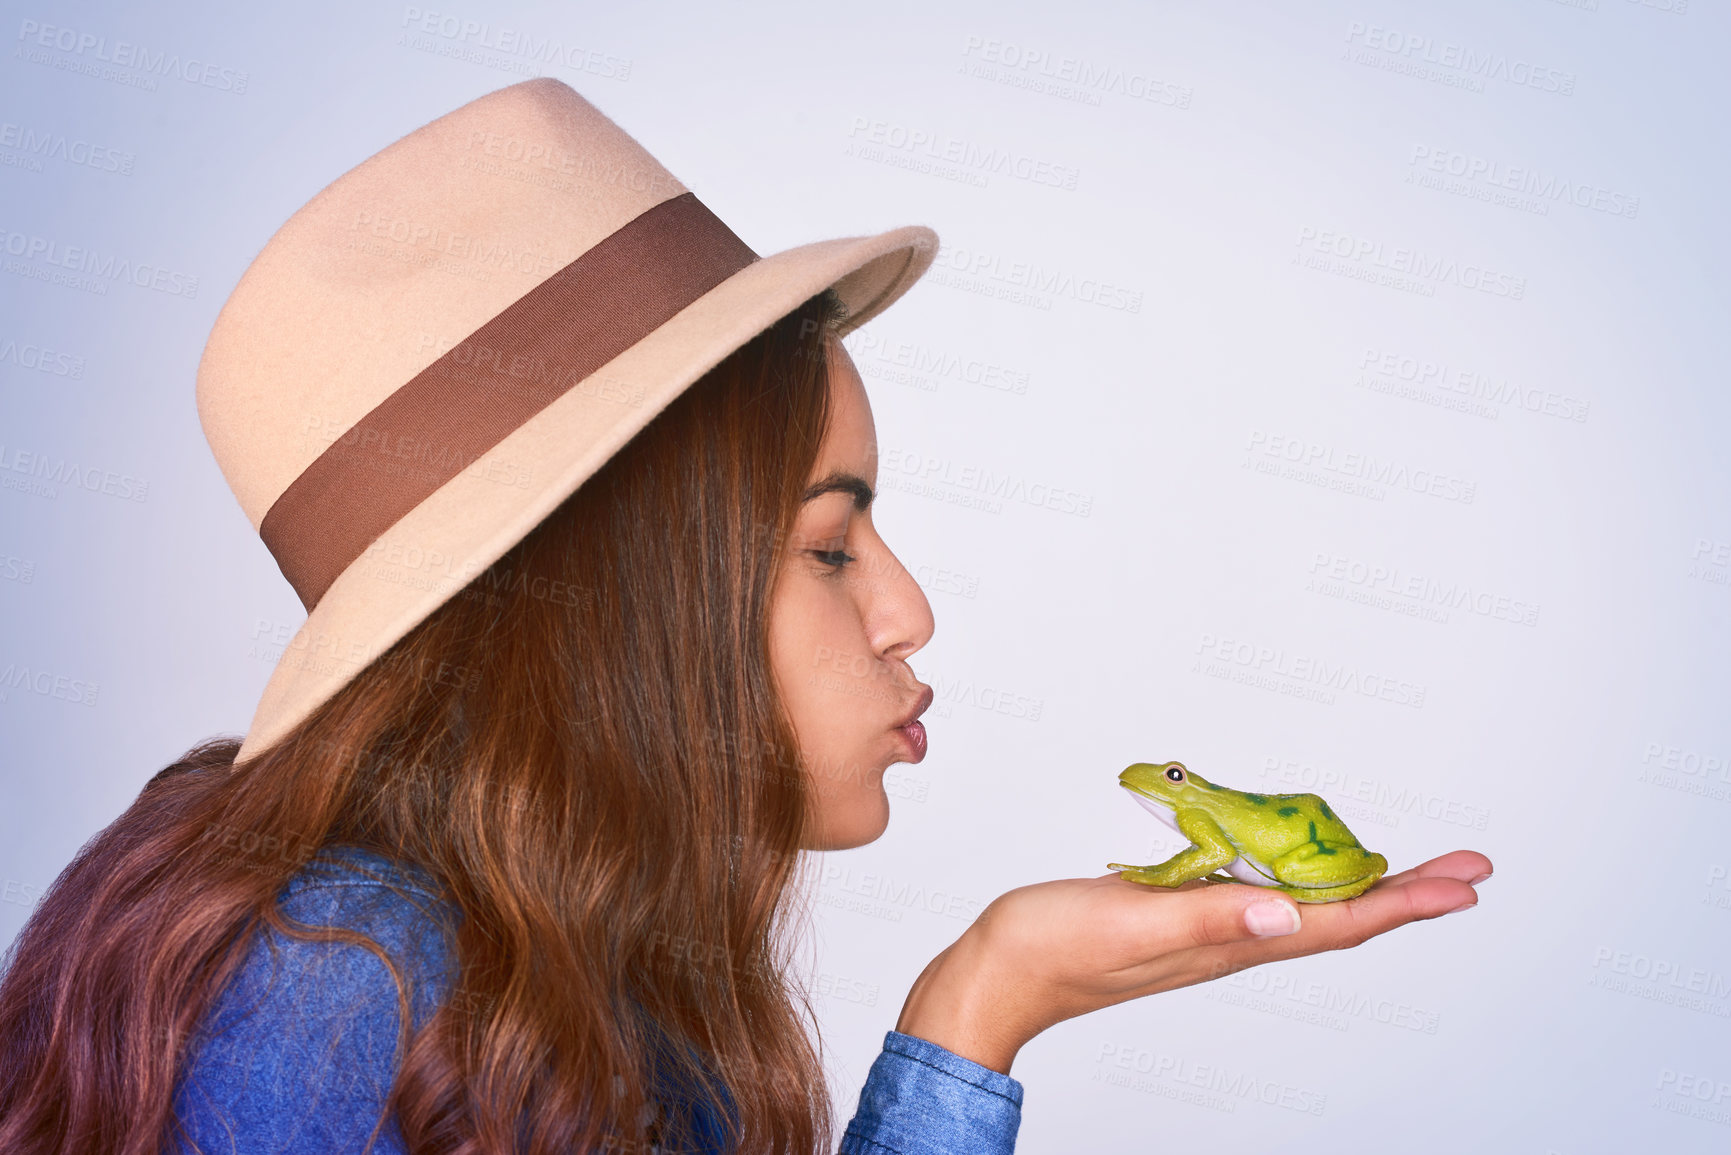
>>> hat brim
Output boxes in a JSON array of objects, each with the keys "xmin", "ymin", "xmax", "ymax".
[{"xmin": 235, "ymin": 225, "xmax": 935, "ymax": 762}]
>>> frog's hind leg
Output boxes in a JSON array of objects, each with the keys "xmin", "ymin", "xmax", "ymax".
[
  {"xmin": 1269, "ymin": 843, "xmax": 1390, "ymax": 903},
  {"xmin": 1273, "ymin": 874, "xmax": 1383, "ymax": 903}
]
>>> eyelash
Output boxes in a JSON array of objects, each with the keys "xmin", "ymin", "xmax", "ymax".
[{"xmin": 811, "ymin": 549, "xmax": 857, "ymax": 570}]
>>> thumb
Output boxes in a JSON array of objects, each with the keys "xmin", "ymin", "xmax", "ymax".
[{"xmin": 1179, "ymin": 884, "xmax": 1302, "ymax": 947}]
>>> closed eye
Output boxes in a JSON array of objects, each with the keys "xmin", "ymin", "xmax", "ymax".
[{"xmin": 811, "ymin": 549, "xmax": 857, "ymax": 570}]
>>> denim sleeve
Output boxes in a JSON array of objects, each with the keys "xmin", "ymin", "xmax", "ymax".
[
  {"xmin": 169, "ymin": 860, "xmax": 456, "ymax": 1155},
  {"xmin": 838, "ymin": 1030, "xmax": 1024, "ymax": 1155}
]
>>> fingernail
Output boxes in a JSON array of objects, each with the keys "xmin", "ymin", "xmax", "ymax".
[
  {"xmin": 1245, "ymin": 901, "xmax": 1300, "ymax": 937},
  {"xmin": 1447, "ymin": 899, "xmax": 1478, "ymax": 914},
  {"xmin": 1468, "ymin": 872, "xmax": 1492, "ymax": 885}
]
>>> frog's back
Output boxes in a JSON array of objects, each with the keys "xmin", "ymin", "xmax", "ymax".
[
  {"xmin": 1211, "ymin": 790, "xmax": 1363, "ymax": 861},
  {"xmin": 1269, "ymin": 792, "xmax": 1362, "ymax": 843}
]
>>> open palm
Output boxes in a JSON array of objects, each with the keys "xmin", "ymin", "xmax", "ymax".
[{"xmin": 896, "ymin": 850, "xmax": 1491, "ymax": 1073}]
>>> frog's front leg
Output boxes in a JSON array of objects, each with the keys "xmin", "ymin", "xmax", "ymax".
[{"xmin": 1108, "ymin": 809, "xmax": 1238, "ymax": 888}]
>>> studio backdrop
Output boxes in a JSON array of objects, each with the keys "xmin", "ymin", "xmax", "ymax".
[{"xmin": 2, "ymin": 1, "xmax": 1726, "ymax": 1151}]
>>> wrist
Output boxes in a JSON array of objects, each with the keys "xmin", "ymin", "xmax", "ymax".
[{"xmin": 894, "ymin": 928, "xmax": 1025, "ymax": 1075}]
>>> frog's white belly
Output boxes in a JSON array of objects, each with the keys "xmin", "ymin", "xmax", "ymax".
[{"xmin": 1135, "ymin": 794, "xmax": 1282, "ymax": 887}]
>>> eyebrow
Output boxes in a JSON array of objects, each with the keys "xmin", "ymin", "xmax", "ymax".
[{"xmin": 802, "ymin": 470, "xmax": 875, "ymax": 511}]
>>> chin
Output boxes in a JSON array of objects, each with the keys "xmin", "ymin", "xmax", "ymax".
[{"xmin": 814, "ymin": 790, "xmax": 892, "ymax": 851}]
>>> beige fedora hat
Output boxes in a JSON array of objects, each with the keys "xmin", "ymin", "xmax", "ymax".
[{"xmin": 198, "ymin": 78, "xmax": 937, "ymax": 762}]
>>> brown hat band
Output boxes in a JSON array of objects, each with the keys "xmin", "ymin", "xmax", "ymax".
[{"xmin": 259, "ymin": 191, "xmax": 760, "ymax": 612}]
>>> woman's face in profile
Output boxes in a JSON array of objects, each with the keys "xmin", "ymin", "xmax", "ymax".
[{"xmin": 769, "ymin": 335, "xmax": 935, "ymax": 851}]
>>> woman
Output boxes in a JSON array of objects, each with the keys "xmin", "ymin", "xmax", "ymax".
[{"xmin": 0, "ymin": 81, "xmax": 1489, "ymax": 1154}]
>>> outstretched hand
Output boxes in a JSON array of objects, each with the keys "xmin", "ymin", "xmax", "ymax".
[{"xmin": 895, "ymin": 849, "xmax": 1491, "ymax": 1074}]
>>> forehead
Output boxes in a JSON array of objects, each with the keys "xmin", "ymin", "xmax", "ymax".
[{"xmin": 818, "ymin": 335, "xmax": 877, "ymax": 473}]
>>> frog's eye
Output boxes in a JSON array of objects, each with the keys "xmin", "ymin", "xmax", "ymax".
[{"xmin": 1165, "ymin": 764, "xmax": 1186, "ymax": 784}]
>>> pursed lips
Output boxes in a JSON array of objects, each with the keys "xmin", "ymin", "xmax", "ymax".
[{"xmin": 894, "ymin": 684, "xmax": 934, "ymax": 730}]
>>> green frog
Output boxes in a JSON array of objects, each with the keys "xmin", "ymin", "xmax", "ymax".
[{"xmin": 1107, "ymin": 761, "xmax": 1388, "ymax": 903}]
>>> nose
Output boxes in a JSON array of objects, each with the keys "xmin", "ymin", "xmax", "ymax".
[{"xmin": 871, "ymin": 547, "xmax": 935, "ymax": 667}]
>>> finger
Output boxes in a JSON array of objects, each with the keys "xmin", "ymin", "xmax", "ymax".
[
  {"xmin": 1379, "ymin": 849, "xmax": 1493, "ymax": 889},
  {"xmin": 1188, "ymin": 876, "xmax": 1478, "ymax": 983},
  {"xmin": 1306, "ymin": 874, "xmax": 1479, "ymax": 948},
  {"xmin": 1415, "ymin": 850, "xmax": 1493, "ymax": 883}
]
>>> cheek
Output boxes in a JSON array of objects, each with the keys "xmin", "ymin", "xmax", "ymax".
[
  {"xmin": 768, "ymin": 582, "xmax": 818, "ymax": 697},
  {"xmin": 770, "ymin": 578, "xmax": 861, "ymax": 690},
  {"xmin": 769, "ymin": 580, "xmax": 894, "ymax": 849},
  {"xmin": 768, "ymin": 578, "xmax": 880, "ymax": 755}
]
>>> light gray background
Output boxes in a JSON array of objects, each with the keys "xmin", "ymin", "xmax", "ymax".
[{"xmin": 3, "ymin": 1, "xmax": 1727, "ymax": 1151}]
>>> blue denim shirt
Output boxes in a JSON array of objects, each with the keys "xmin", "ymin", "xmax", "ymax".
[{"xmin": 171, "ymin": 847, "xmax": 1022, "ymax": 1153}]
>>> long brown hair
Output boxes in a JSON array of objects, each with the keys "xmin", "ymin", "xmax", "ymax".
[{"xmin": 0, "ymin": 287, "xmax": 849, "ymax": 1154}]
